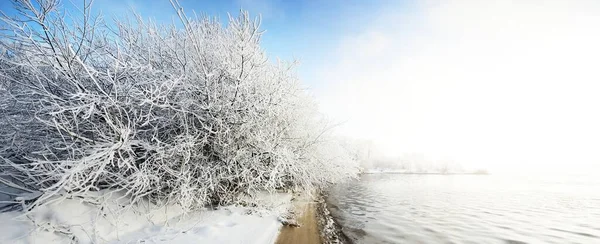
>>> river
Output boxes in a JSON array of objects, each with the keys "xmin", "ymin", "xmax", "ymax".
[{"xmin": 326, "ymin": 173, "xmax": 600, "ymax": 243}]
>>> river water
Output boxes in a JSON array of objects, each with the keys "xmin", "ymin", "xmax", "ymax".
[{"xmin": 326, "ymin": 173, "xmax": 600, "ymax": 244}]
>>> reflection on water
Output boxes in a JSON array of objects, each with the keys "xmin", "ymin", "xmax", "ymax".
[{"xmin": 326, "ymin": 174, "xmax": 600, "ymax": 244}]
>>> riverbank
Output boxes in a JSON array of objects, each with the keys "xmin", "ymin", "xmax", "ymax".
[
  {"xmin": 275, "ymin": 196, "xmax": 320, "ymax": 244},
  {"xmin": 316, "ymin": 194, "xmax": 353, "ymax": 244},
  {"xmin": 0, "ymin": 185, "xmax": 352, "ymax": 243},
  {"xmin": 275, "ymin": 193, "xmax": 351, "ymax": 244}
]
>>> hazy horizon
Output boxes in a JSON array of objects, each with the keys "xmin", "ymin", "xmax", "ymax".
[{"xmin": 314, "ymin": 0, "xmax": 600, "ymax": 174}]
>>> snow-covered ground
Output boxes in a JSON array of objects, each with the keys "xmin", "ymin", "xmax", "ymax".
[
  {"xmin": 363, "ymin": 168, "xmax": 489, "ymax": 175},
  {"xmin": 0, "ymin": 190, "xmax": 291, "ymax": 244},
  {"xmin": 364, "ymin": 168, "xmax": 409, "ymax": 174}
]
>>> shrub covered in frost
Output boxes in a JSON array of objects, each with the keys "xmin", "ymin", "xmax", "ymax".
[{"xmin": 0, "ymin": 0, "xmax": 358, "ymax": 211}]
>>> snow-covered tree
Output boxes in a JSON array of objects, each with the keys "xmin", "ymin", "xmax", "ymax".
[{"xmin": 0, "ymin": 0, "xmax": 358, "ymax": 211}]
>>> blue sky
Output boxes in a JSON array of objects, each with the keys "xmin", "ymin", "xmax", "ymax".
[{"xmin": 0, "ymin": 0, "xmax": 413, "ymax": 88}]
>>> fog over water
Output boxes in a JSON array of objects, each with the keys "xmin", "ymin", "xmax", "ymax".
[{"xmin": 315, "ymin": 0, "xmax": 600, "ymax": 174}]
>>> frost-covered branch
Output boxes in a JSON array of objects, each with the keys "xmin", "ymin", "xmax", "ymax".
[{"xmin": 0, "ymin": 0, "xmax": 359, "ymax": 212}]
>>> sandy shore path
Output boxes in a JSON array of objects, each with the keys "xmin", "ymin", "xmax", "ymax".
[{"xmin": 276, "ymin": 200, "xmax": 321, "ymax": 244}]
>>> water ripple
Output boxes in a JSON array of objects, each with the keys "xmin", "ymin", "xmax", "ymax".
[{"xmin": 327, "ymin": 174, "xmax": 600, "ymax": 244}]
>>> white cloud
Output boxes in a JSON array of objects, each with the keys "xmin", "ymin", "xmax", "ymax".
[{"xmin": 315, "ymin": 0, "xmax": 600, "ymax": 173}]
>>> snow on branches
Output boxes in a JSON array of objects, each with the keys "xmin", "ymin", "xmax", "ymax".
[{"xmin": 0, "ymin": 0, "xmax": 358, "ymax": 212}]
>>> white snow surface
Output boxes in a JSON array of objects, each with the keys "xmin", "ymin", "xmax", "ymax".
[
  {"xmin": 364, "ymin": 168, "xmax": 409, "ymax": 174},
  {"xmin": 0, "ymin": 191, "xmax": 292, "ymax": 244}
]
